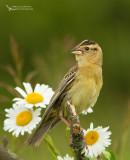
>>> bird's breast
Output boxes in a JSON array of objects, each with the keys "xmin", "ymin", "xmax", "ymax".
[{"xmin": 68, "ymin": 66, "xmax": 102, "ymax": 113}]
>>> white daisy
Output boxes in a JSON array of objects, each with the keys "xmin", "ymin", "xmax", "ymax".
[
  {"xmin": 82, "ymin": 107, "xmax": 93, "ymax": 115},
  {"xmin": 13, "ymin": 82, "xmax": 54, "ymax": 108},
  {"xmin": 4, "ymin": 103, "xmax": 41, "ymax": 137},
  {"xmin": 83, "ymin": 123, "xmax": 111, "ymax": 158},
  {"xmin": 57, "ymin": 154, "xmax": 74, "ymax": 160}
]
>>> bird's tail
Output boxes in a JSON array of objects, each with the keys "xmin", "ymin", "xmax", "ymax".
[{"xmin": 27, "ymin": 115, "xmax": 59, "ymax": 146}]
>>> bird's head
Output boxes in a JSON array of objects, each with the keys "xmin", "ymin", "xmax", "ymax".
[{"xmin": 72, "ymin": 40, "xmax": 103, "ymax": 67}]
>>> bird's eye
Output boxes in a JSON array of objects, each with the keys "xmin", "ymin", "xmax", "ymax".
[
  {"xmin": 93, "ymin": 47, "xmax": 97, "ymax": 51},
  {"xmin": 85, "ymin": 47, "xmax": 89, "ymax": 51}
]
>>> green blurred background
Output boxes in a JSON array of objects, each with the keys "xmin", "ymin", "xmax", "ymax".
[{"xmin": 0, "ymin": 0, "xmax": 130, "ymax": 159}]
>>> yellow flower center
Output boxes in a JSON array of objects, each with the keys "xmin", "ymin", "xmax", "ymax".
[
  {"xmin": 16, "ymin": 111, "xmax": 32, "ymax": 126},
  {"xmin": 26, "ymin": 92, "xmax": 43, "ymax": 104},
  {"xmin": 84, "ymin": 130, "xmax": 99, "ymax": 145}
]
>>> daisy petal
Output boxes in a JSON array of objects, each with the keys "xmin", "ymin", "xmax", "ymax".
[
  {"xmin": 23, "ymin": 82, "xmax": 33, "ymax": 94},
  {"xmin": 57, "ymin": 154, "xmax": 74, "ymax": 160},
  {"xmin": 15, "ymin": 87, "xmax": 27, "ymax": 97},
  {"xmin": 87, "ymin": 107, "xmax": 93, "ymax": 113},
  {"xmin": 34, "ymin": 84, "xmax": 41, "ymax": 92}
]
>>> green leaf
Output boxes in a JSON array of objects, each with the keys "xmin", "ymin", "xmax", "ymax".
[
  {"xmin": 109, "ymin": 152, "xmax": 116, "ymax": 160},
  {"xmin": 103, "ymin": 151, "xmax": 116, "ymax": 160},
  {"xmin": 84, "ymin": 157, "xmax": 89, "ymax": 160},
  {"xmin": 44, "ymin": 134, "xmax": 60, "ymax": 159},
  {"xmin": 84, "ymin": 156, "xmax": 96, "ymax": 160}
]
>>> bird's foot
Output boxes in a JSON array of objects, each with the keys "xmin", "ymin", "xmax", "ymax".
[
  {"xmin": 59, "ymin": 111, "xmax": 71, "ymax": 127},
  {"xmin": 67, "ymin": 101, "xmax": 77, "ymax": 116}
]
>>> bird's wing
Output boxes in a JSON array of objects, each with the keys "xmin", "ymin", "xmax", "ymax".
[
  {"xmin": 27, "ymin": 65, "xmax": 78, "ymax": 146},
  {"xmin": 43, "ymin": 65, "xmax": 78, "ymax": 118}
]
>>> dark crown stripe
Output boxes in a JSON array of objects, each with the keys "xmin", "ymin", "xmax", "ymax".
[{"xmin": 80, "ymin": 40, "xmax": 96, "ymax": 46}]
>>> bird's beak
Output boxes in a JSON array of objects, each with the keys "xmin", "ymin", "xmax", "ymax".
[{"xmin": 71, "ymin": 47, "xmax": 83, "ymax": 55}]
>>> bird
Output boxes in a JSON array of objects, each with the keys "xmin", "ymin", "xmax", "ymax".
[{"xmin": 27, "ymin": 39, "xmax": 103, "ymax": 146}]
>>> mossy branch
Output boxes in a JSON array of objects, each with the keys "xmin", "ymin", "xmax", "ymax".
[{"xmin": 67, "ymin": 101, "xmax": 86, "ymax": 160}]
